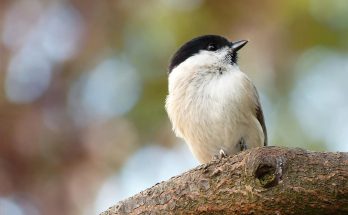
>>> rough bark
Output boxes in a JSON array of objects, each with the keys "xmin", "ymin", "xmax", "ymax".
[{"xmin": 101, "ymin": 146, "xmax": 348, "ymax": 215}]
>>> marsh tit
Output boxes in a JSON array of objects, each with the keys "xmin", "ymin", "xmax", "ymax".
[{"xmin": 165, "ymin": 35, "xmax": 267, "ymax": 164}]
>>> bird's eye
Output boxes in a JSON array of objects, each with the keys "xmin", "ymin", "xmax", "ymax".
[{"xmin": 207, "ymin": 43, "xmax": 217, "ymax": 51}]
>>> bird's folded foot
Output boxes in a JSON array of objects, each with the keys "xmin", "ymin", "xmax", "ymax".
[
  {"xmin": 219, "ymin": 149, "xmax": 227, "ymax": 157},
  {"xmin": 213, "ymin": 149, "xmax": 227, "ymax": 160},
  {"xmin": 239, "ymin": 137, "xmax": 247, "ymax": 151}
]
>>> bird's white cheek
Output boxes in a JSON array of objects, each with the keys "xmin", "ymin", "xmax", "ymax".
[
  {"xmin": 168, "ymin": 51, "xmax": 221, "ymax": 92},
  {"xmin": 168, "ymin": 66, "xmax": 187, "ymax": 93}
]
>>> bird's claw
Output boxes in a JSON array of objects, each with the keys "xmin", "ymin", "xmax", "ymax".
[
  {"xmin": 239, "ymin": 138, "xmax": 247, "ymax": 151},
  {"xmin": 213, "ymin": 149, "xmax": 227, "ymax": 160}
]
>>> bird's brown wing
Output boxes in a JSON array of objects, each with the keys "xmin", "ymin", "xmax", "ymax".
[
  {"xmin": 253, "ymin": 87, "xmax": 267, "ymax": 146},
  {"xmin": 256, "ymin": 103, "xmax": 267, "ymax": 146}
]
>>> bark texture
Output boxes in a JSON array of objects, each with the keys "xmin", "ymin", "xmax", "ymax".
[{"xmin": 101, "ymin": 146, "xmax": 348, "ymax": 215}]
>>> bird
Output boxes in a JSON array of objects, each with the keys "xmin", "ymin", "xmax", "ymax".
[{"xmin": 165, "ymin": 35, "xmax": 267, "ymax": 164}]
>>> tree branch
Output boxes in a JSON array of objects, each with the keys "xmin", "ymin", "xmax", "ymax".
[{"xmin": 101, "ymin": 146, "xmax": 348, "ymax": 215}]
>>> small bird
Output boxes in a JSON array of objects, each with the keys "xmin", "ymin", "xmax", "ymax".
[{"xmin": 165, "ymin": 35, "xmax": 267, "ymax": 164}]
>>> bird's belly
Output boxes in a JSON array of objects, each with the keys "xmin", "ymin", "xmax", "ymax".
[
  {"xmin": 187, "ymin": 119, "xmax": 261, "ymax": 163},
  {"xmin": 183, "ymin": 99, "xmax": 263, "ymax": 163},
  {"xmin": 167, "ymin": 70, "xmax": 264, "ymax": 163}
]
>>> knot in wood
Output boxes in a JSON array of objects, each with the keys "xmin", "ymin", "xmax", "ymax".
[{"xmin": 251, "ymin": 148, "xmax": 285, "ymax": 188}]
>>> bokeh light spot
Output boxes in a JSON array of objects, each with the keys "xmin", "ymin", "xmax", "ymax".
[
  {"xmin": 68, "ymin": 57, "xmax": 141, "ymax": 125},
  {"xmin": 291, "ymin": 47, "xmax": 348, "ymax": 151},
  {"xmin": 5, "ymin": 47, "xmax": 52, "ymax": 104},
  {"xmin": 0, "ymin": 198, "xmax": 24, "ymax": 215},
  {"xmin": 38, "ymin": 3, "xmax": 84, "ymax": 62}
]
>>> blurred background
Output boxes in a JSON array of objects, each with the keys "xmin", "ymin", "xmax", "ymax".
[{"xmin": 0, "ymin": 0, "xmax": 347, "ymax": 214}]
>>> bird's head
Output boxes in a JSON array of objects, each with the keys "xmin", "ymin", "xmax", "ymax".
[{"xmin": 168, "ymin": 35, "xmax": 248, "ymax": 74}]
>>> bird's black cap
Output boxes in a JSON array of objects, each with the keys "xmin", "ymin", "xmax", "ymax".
[{"xmin": 168, "ymin": 35, "xmax": 247, "ymax": 73}]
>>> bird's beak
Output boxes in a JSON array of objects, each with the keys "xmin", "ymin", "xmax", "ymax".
[{"xmin": 230, "ymin": 40, "xmax": 248, "ymax": 52}]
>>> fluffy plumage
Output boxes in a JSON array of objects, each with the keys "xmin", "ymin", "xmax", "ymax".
[{"xmin": 166, "ymin": 35, "xmax": 267, "ymax": 163}]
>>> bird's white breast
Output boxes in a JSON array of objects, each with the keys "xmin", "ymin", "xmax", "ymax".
[{"xmin": 166, "ymin": 58, "xmax": 264, "ymax": 163}]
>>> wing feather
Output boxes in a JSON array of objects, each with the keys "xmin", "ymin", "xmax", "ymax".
[{"xmin": 253, "ymin": 87, "xmax": 267, "ymax": 146}]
